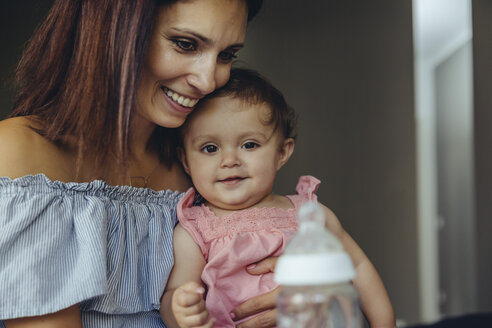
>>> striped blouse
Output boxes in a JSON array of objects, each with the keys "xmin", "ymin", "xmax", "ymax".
[{"xmin": 0, "ymin": 174, "xmax": 182, "ymax": 327}]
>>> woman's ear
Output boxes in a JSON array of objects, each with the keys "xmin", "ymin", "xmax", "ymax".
[
  {"xmin": 177, "ymin": 147, "xmax": 191, "ymax": 175},
  {"xmin": 277, "ymin": 138, "xmax": 295, "ymax": 170}
]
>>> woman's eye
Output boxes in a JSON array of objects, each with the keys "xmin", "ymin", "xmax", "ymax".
[
  {"xmin": 202, "ymin": 145, "xmax": 218, "ymax": 153},
  {"xmin": 173, "ymin": 39, "xmax": 196, "ymax": 52},
  {"xmin": 218, "ymin": 51, "xmax": 238, "ymax": 63},
  {"xmin": 242, "ymin": 142, "xmax": 259, "ymax": 150}
]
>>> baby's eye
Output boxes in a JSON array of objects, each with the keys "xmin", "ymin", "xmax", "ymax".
[
  {"xmin": 202, "ymin": 145, "xmax": 218, "ymax": 153},
  {"xmin": 218, "ymin": 51, "xmax": 238, "ymax": 63},
  {"xmin": 173, "ymin": 38, "xmax": 197, "ymax": 52},
  {"xmin": 242, "ymin": 142, "xmax": 259, "ymax": 150}
]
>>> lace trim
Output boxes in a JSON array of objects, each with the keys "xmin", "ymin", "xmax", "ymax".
[
  {"xmin": 185, "ymin": 205, "xmax": 298, "ymax": 242},
  {"xmin": 178, "ymin": 175, "xmax": 320, "ymax": 244}
]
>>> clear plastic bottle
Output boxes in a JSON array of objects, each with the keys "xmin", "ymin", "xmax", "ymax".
[{"xmin": 275, "ymin": 201, "xmax": 363, "ymax": 328}]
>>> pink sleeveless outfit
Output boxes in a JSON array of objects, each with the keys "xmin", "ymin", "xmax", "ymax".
[{"xmin": 176, "ymin": 176, "xmax": 320, "ymax": 327}]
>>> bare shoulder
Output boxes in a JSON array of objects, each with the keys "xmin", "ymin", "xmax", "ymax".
[
  {"xmin": 0, "ymin": 117, "xmax": 45, "ymax": 178},
  {"xmin": 0, "ymin": 117, "xmax": 68, "ymax": 179},
  {"xmin": 0, "ymin": 116, "xmax": 33, "ymax": 134},
  {"xmin": 0, "ymin": 116, "xmax": 46, "ymax": 143}
]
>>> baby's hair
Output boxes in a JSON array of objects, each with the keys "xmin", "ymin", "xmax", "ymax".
[
  {"xmin": 204, "ymin": 68, "xmax": 298, "ymax": 141},
  {"xmin": 179, "ymin": 68, "xmax": 297, "ymax": 146}
]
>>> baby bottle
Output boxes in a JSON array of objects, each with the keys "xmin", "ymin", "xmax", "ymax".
[{"xmin": 274, "ymin": 201, "xmax": 362, "ymax": 327}]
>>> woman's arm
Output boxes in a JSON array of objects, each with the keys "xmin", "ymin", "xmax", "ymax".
[
  {"xmin": 1, "ymin": 121, "xmax": 85, "ymax": 328},
  {"xmin": 4, "ymin": 305, "xmax": 83, "ymax": 328}
]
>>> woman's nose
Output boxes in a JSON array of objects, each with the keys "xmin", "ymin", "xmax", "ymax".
[{"xmin": 187, "ymin": 55, "xmax": 219, "ymax": 95}]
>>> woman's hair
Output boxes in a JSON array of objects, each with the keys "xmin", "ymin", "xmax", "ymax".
[
  {"xmin": 9, "ymin": 0, "xmax": 263, "ymax": 174},
  {"xmin": 182, "ymin": 68, "xmax": 297, "ymax": 142}
]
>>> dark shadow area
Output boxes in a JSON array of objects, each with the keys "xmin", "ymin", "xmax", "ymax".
[
  {"xmin": 408, "ymin": 313, "xmax": 492, "ymax": 328},
  {"xmin": 0, "ymin": 1, "xmax": 54, "ymax": 118}
]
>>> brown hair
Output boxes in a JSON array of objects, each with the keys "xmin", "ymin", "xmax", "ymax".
[
  {"xmin": 184, "ymin": 68, "xmax": 297, "ymax": 141},
  {"xmin": 9, "ymin": 0, "xmax": 263, "ymax": 175}
]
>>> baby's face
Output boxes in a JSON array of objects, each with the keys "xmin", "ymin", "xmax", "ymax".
[{"xmin": 180, "ymin": 96, "xmax": 290, "ymax": 211}]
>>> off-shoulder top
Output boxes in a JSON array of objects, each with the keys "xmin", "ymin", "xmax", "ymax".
[{"xmin": 0, "ymin": 174, "xmax": 182, "ymax": 328}]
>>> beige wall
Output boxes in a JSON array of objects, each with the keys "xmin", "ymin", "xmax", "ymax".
[{"xmin": 238, "ymin": 0, "xmax": 419, "ymax": 324}]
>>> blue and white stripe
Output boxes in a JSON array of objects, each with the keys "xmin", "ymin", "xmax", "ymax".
[{"xmin": 0, "ymin": 174, "xmax": 182, "ymax": 327}]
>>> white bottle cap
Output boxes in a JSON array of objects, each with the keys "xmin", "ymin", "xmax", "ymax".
[{"xmin": 274, "ymin": 252, "xmax": 356, "ymax": 285}]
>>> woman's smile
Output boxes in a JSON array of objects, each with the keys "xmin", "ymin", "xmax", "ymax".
[{"xmin": 161, "ymin": 86, "xmax": 199, "ymax": 108}]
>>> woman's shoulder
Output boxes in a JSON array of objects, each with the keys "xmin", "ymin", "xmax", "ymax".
[
  {"xmin": 0, "ymin": 116, "xmax": 43, "ymax": 159},
  {"xmin": 0, "ymin": 115, "xmax": 36, "ymax": 133},
  {"xmin": 0, "ymin": 116, "xmax": 70, "ymax": 180}
]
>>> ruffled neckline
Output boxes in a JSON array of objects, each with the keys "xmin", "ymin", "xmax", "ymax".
[{"xmin": 0, "ymin": 173, "xmax": 183, "ymax": 204}]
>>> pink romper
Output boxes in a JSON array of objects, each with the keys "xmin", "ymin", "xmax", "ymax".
[{"xmin": 176, "ymin": 176, "xmax": 320, "ymax": 327}]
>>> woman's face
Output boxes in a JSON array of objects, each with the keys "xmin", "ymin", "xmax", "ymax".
[{"xmin": 136, "ymin": 0, "xmax": 248, "ymax": 129}]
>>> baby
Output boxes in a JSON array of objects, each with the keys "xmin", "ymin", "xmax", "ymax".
[{"xmin": 160, "ymin": 68, "xmax": 395, "ymax": 328}]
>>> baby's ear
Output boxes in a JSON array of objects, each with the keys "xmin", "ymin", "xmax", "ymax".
[
  {"xmin": 277, "ymin": 138, "xmax": 295, "ymax": 170},
  {"xmin": 177, "ymin": 147, "xmax": 191, "ymax": 175}
]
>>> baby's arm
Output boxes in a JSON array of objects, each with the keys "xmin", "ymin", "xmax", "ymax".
[
  {"xmin": 160, "ymin": 224, "xmax": 215, "ymax": 328},
  {"xmin": 319, "ymin": 203, "xmax": 396, "ymax": 328}
]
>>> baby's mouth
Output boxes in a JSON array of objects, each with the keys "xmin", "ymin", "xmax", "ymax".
[
  {"xmin": 162, "ymin": 87, "xmax": 198, "ymax": 108},
  {"xmin": 219, "ymin": 176, "xmax": 245, "ymax": 184}
]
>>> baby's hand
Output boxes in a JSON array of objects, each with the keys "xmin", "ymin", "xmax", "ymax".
[{"xmin": 172, "ymin": 281, "xmax": 215, "ymax": 328}]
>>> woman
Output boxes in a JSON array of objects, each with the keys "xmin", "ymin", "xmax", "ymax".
[{"xmin": 0, "ymin": 0, "xmax": 276, "ymax": 327}]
